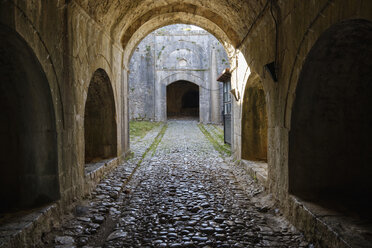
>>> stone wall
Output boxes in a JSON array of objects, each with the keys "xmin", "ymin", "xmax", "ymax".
[
  {"xmin": 0, "ymin": 0, "xmax": 67, "ymax": 212},
  {"xmin": 128, "ymin": 24, "xmax": 229, "ymax": 123},
  {"xmin": 1, "ymin": 0, "xmax": 372, "ymax": 246},
  {"xmin": 0, "ymin": 0, "xmax": 128, "ymax": 215}
]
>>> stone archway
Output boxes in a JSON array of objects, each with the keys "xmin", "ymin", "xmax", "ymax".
[
  {"xmin": 241, "ymin": 74, "xmax": 268, "ymax": 162},
  {"xmin": 289, "ymin": 19, "xmax": 372, "ymax": 216},
  {"xmin": 156, "ymin": 73, "xmax": 210, "ymax": 122},
  {"xmin": 167, "ymin": 80, "xmax": 200, "ymax": 120},
  {"xmin": 0, "ymin": 25, "xmax": 60, "ymax": 212},
  {"xmin": 84, "ymin": 69, "xmax": 117, "ymax": 164}
]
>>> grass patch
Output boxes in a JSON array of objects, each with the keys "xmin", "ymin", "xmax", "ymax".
[
  {"xmin": 138, "ymin": 123, "xmax": 168, "ymax": 165},
  {"xmin": 124, "ymin": 151, "xmax": 134, "ymax": 161},
  {"xmin": 124, "ymin": 123, "xmax": 168, "ymax": 186},
  {"xmin": 208, "ymin": 124, "xmax": 224, "ymax": 142},
  {"xmin": 198, "ymin": 124, "xmax": 231, "ymax": 156},
  {"xmin": 130, "ymin": 120, "xmax": 161, "ymax": 140},
  {"xmin": 150, "ymin": 124, "xmax": 168, "ymax": 156}
]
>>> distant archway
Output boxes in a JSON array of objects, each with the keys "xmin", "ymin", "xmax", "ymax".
[
  {"xmin": 0, "ymin": 25, "xmax": 59, "ymax": 212},
  {"xmin": 84, "ymin": 69, "xmax": 117, "ymax": 164},
  {"xmin": 241, "ymin": 74, "xmax": 268, "ymax": 162},
  {"xmin": 289, "ymin": 19, "xmax": 372, "ymax": 216},
  {"xmin": 167, "ymin": 80, "xmax": 199, "ymax": 120}
]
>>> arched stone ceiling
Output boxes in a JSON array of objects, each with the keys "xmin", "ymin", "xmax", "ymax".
[
  {"xmin": 74, "ymin": 0, "xmax": 267, "ymax": 50},
  {"xmin": 122, "ymin": 12, "xmax": 236, "ymax": 66}
]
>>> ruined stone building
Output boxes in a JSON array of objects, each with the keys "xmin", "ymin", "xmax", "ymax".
[
  {"xmin": 129, "ymin": 24, "xmax": 229, "ymax": 123},
  {"xmin": 0, "ymin": 0, "xmax": 371, "ymax": 247}
]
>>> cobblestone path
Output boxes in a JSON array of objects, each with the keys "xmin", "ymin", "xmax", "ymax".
[{"xmin": 43, "ymin": 120, "xmax": 309, "ymax": 248}]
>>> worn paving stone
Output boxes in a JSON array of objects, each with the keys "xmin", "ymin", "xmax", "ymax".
[
  {"xmin": 104, "ymin": 120, "xmax": 309, "ymax": 247},
  {"xmin": 42, "ymin": 120, "xmax": 310, "ymax": 248}
]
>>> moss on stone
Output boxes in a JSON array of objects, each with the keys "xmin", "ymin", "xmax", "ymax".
[
  {"xmin": 198, "ymin": 123, "xmax": 231, "ymax": 156},
  {"xmin": 130, "ymin": 120, "xmax": 161, "ymax": 139}
]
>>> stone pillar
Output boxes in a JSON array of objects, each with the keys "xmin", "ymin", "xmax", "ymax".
[
  {"xmin": 155, "ymin": 80, "xmax": 163, "ymax": 121},
  {"xmin": 210, "ymin": 47, "xmax": 220, "ymax": 123},
  {"xmin": 122, "ymin": 67, "xmax": 130, "ymax": 155}
]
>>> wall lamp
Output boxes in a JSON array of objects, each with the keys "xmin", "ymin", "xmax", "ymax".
[
  {"xmin": 264, "ymin": 61, "xmax": 278, "ymax": 82},
  {"xmin": 230, "ymin": 88, "xmax": 240, "ymax": 101}
]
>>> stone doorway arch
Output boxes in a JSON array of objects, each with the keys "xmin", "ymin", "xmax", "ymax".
[
  {"xmin": 156, "ymin": 73, "xmax": 209, "ymax": 122},
  {"xmin": 167, "ymin": 80, "xmax": 200, "ymax": 121},
  {"xmin": 0, "ymin": 25, "xmax": 60, "ymax": 212},
  {"xmin": 241, "ymin": 74, "xmax": 268, "ymax": 162},
  {"xmin": 289, "ymin": 19, "xmax": 372, "ymax": 216},
  {"xmin": 84, "ymin": 69, "xmax": 118, "ymax": 164}
]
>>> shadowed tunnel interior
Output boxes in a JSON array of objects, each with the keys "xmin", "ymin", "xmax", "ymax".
[
  {"xmin": 289, "ymin": 19, "xmax": 372, "ymax": 217},
  {"xmin": 84, "ymin": 69, "xmax": 117, "ymax": 164},
  {"xmin": 0, "ymin": 25, "xmax": 59, "ymax": 213},
  {"xmin": 167, "ymin": 80, "xmax": 199, "ymax": 119}
]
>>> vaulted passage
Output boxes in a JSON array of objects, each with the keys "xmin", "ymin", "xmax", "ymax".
[
  {"xmin": 84, "ymin": 69, "xmax": 117, "ymax": 164},
  {"xmin": 241, "ymin": 75, "xmax": 268, "ymax": 162},
  {"xmin": 0, "ymin": 25, "xmax": 59, "ymax": 212},
  {"xmin": 1, "ymin": 1, "xmax": 372, "ymax": 247},
  {"xmin": 289, "ymin": 19, "xmax": 372, "ymax": 216},
  {"xmin": 167, "ymin": 80, "xmax": 199, "ymax": 120}
]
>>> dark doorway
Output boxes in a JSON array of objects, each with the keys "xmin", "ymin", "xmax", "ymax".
[
  {"xmin": 167, "ymin": 80, "xmax": 199, "ymax": 120},
  {"xmin": 289, "ymin": 19, "xmax": 372, "ymax": 217},
  {"xmin": 84, "ymin": 69, "xmax": 117, "ymax": 164},
  {"xmin": 0, "ymin": 25, "xmax": 60, "ymax": 213}
]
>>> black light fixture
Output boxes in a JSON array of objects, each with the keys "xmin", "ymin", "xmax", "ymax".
[
  {"xmin": 230, "ymin": 88, "xmax": 240, "ymax": 101},
  {"xmin": 264, "ymin": 61, "xmax": 278, "ymax": 82}
]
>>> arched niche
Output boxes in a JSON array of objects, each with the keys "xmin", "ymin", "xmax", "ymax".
[
  {"xmin": 167, "ymin": 80, "xmax": 200, "ymax": 120},
  {"xmin": 241, "ymin": 74, "xmax": 268, "ymax": 162},
  {"xmin": 289, "ymin": 19, "xmax": 372, "ymax": 216},
  {"xmin": 0, "ymin": 25, "xmax": 59, "ymax": 212},
  {"xmin": 84, "ymin": 69, "xmax": 117, "ymax": 164}
]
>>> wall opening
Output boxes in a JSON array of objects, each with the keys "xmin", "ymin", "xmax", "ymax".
[
  {"xmin": 289, "ymin": 19, "xmax": 372, "ymax": 217},
  {"xmin": 241, "ymin": 76, "xmax": 268, "ymax": 162},
  {"xmin": 167, "ymin": 80, "xmax": 199, "ymax": 120},
  {"xmin": 84, "ymin": 69, "xmax": 117, "ymax": 164},
  {"xmin": 0, "ymin": 25, "xmax": 59, "ymax": 213},
  {"xmin": 128, "ymin": 24, "xmax": 230, "ymax": 123}
]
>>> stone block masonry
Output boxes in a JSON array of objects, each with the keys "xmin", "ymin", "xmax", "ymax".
[{"xmin": 129, "ymin": 24, "xmax": 229, "ymax": 123}]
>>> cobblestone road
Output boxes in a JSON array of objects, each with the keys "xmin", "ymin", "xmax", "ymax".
[{"xmin": 43, "ymin": 120, "xmax": 309, "ymax": 248}]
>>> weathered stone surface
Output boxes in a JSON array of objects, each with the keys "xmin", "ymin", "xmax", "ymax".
[
  {"xmin": 54, "ymin": 236, "xmax": 75, "ymax": 245},
  {"xmin": 1, "ymin": 1, "xmax": 371, "ymax": 248},
  {"xmin": 39, "ymin": 121, "xmax": 309, "ymax": 247},
  {"xmin": 129, "ymin": 24, "xmax": 228, "ymax": 123},
  {"xmin": 106, "ymin": 230, "xmax": 128, "ymax": 241}
]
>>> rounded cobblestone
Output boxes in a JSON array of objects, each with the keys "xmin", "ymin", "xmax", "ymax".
[{"xmin": 42, "ymin": 120, "xmax": 309, "ymax": 248}]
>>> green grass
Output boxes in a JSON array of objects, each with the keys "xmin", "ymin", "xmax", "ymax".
[
  {"xmin": 208, "ymin": 124, "xmax": 224, "ymax": 142},
  {"xmin": 125, "ymin": 123, "xmax": 168, "ymax": 185},
  {"xmin": 130, "ymin": 120, "xmax": 161, "ymax": 139},
  {"xmin": 198, "ymin": 124, "xmax": 231, "ymax": 156},
  {"xmin": 137, "ymin": 123, "xmax": 168, "ymax": 165}
]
